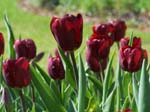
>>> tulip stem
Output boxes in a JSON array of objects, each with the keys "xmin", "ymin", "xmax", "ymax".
[
  {"xmin": 70, "ymin": 52, "xmax": 78, "ymax": 86},
  {"xmin": 57, "ymin": 80, "xmax": 61, "ymax": 94},
  {"xmin": 117, "ymin": 42, "xmax": 120, "ymax": 50},
  {"xmin": 19, "ymin": 89, "xmax": 26, "ymax": 112},
  {"xmin": 99, "ymin": 62, "xmax": 104, "ymax": 82},
  {"xmin": 31, "ymin": 83, "xmax": 35, "ymax": 103}
]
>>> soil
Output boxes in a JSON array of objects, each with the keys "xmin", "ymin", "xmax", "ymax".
[{"xmin": 18, "ymin": 0, "xmax": 150, "ymax": 32}]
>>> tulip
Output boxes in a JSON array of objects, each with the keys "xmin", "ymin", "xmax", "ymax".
[
  {"xmin": 110, "ymin": 20, "xmax": 127, "ymax": 42},
  {"xmin": 86, "ymin": 33, "xmax": 112, "ymax": 59},
  {"xmin": 14, "ymin": 39, "xmax": 36, "ymax": 60},
  {"xmin": 119, "ymin": 37, "xmax": 145, "ymax": 72},
  {"xmin": 50, "ymin": 13, "xmax": 83, "ymax": 51},
  {"xmin": 93, "ymin": 23, "xmax": 113, "ymax": 35},
  {"xmin": 48, "ymin": 56, "xmax": 65, "ymax": 80},
  {"xmin": 2, "ymin": 57, "xmax": 31, "ymax": 88},
  {"xmin": 86, "ymin": 33, "xmax": 111, "ymax": 72},
  {"xmin": 0, "ymin": 32, "xmax": 4, "ymax": 55}
]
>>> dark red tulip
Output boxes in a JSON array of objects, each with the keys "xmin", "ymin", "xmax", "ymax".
[
  {"xmin": 87, "ymin": 33, "xmax": 112, "ymax": 59},
  {"xmin": 48, "ymin": 56, "xmax": 65, "ymax": 80},
  {"xmin": 86, "ymin": 33, "xmax": 111, "ymax": 72},
  {"xmin": 119, "ymin": 37, "xmax": 144, "ymax": 72},
  {"xmin": 14, "ymin": 39, "xmax": 36, "ymax": 60},
  {"xmin": 93, "ymin": 23, "xmax": 113, "ymax": 35},
  {"xmin": 0, "ymin": 32, "xmax": 4, "ymax": 55},
  {"xmin": 50, "ymin": 13, "xmax": 83, "ymax": 51},
  {"xmin": 110, "ymin": 20, "xmax": 127, "ymax": 41},
  {"xmin": 2, "ymin": 57, "xmax": 31, "ymax": 88}
]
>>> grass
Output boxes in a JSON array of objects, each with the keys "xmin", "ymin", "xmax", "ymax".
[{"xmin": 0, "ymin": 0, "xmax": 150, "ymax": 69}]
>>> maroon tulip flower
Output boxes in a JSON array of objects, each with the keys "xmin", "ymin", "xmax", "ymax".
[
  {"xmin": 0, "ymin": 32, "xmax": 4, "ymax": 55},
  {"xmin": 48, "ymin": 56, "xmax": 65, "ymax": 80},
  {"xmin": 119, "ymin": 37, "xmax": 145, "ymax": 72},
  {"xmin": 93, "ymin": 23, "xmax": 113, "ymax": 35},
  {"xmin": 14, "ymin": 39, "xmax": 36, "ymax": 60},
  {"xmin": 2, "ymin": 57, "xmax": 31, "ymax": 88},
  {"xmin": 50, "ymin": 13, "xmax": 83, "ymax": 51},
  {"xmin": 110, "ymin": 20, "xmax": 127, "ymax": 42},
  {"xmin": 86, "ymin": 33, "xmax": 111, "ymax": 72}
]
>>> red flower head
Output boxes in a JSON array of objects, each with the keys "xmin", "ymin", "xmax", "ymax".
[
  {"xmin": 119, "ymin": 37, "xmax": 146, "ymax": 72},
  {"xmin": 86, "ymin": 33, "xmax": 111, "ymax": 72},
  {"xmin": 110, "ymin": 20, "xmax": 127, "ymax": 42},
  {"xmin": 14, "ymin": 39, "xmax": 36, "ymax": 60},
  {"xmin": 2, "ymin": 57, "xmax": 31, "ymax": 88},
  {"xmin": 50, "ymin": 13, "xmax": 83, "ymax": 51},
  {"xmin": 0, "ymin": 32, "xmax": 4, "ymax": 55},
  {"xmin": 48, "ymin": 56, "xmax": 65, "ymax": 80},
  {"xmin": 93, "ymin": 23, "xmax": 114, "ymax": 35}
]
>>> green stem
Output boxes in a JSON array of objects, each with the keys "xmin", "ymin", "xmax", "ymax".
[
  {"xmin": 70, "ymin": 51, "xmax": 78, "ymax": 86},
  {"xmin": 117, "ymin": 42, "xmax": 120, "ymax": 50},
  {"xmin": 31, "ymin": 83, "xmax": 35, "ymax": 103},
  {"xmin": 19, "ymin": 89, "xmax": 26, "ymax": 112}
]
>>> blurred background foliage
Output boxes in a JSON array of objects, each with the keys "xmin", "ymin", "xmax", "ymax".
[{"xmin": 29, "ymin": 0, "xmax": 150, "ymax": 16}]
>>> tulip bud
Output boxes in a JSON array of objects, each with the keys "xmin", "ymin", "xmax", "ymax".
[
  {"xmin": 110, "ymin": 20, "xmax": 127, "ymax": 42},
  {"xmin": 47, "ymin": 56, "xmax": 65, "ymax": 80},
  {"xmin": 2, "ymin": 57, "xmax": 31, "ymax": 88},
  {"xmin": 14, "ymin": 39, "xmax": 36, "ymax": 59},
  {"xmin": 50, "ymin": 13, "xmax": 83, "ymax": 51},
  {"xmin": 0, "ymin": 32, "xmax": 4, "ymax": 55}
]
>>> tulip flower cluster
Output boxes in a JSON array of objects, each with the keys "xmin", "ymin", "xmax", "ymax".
[{"xmin": 0, "ymin": 14, "xmax": 149, "ymax": 112}]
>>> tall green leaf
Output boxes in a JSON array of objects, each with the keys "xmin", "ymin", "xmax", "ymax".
[
  {"xmin": 58, "ymin": 47, "xmax": 76, "ymax": 89},
  {"xmin": 78, "ymin": 54, "xmax": 86, "ymax": 112},
  {"xmin": 102, "ymin": 52, "xmax": 115, "ymax": 105},
  {"xmin": 132, "ymin": 73, "xmax": 138, "ymax": 107},
  {"xmin": 30, "ymin": 65, "xmax": 66, "ymax": 112},
  {"xmin": 138, "ymin": 60, "xmax": 150, "ymax": 112},
  {"xmin": 102, "ymin": 87, "xmax": 116, "ymax": 112},
  {"xmin": 4, "ymin": 15, "xmax": 15, "ymax": 59}
]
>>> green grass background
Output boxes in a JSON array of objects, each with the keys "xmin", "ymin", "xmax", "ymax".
[{"xmin": 0, "ymin": 0, "xmax": 150, "ymax": 69}]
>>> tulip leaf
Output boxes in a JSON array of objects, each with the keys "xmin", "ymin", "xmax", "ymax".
[
  {"xmin": 102, "ymin": 51, "xmax": 115, "ymax": 105},
  {"xmin": 102, "ymin": 87, "xmax": 116, "ymax": 112},
  {"xmin": 30, "ymin": 65, "xmax": 66, "ymax": 112},
  {"xmin": 121, "ymin": 96, "xmax": 129, "ymax": 110},
  {"xmin": 0, "ymin": 56, "xmax": 3, "ymax": 84},
  {"xmin": 86, "ymin": 73, "xmax": 102, "ymax": 93},
  {"xmin": 138, "ymin": 59, "xmax": 150, "ymax": 112},
  {"xmin": 132, "ymin": 73, "xmax": 139, "ymax": 107},
  {"xmin": 34, "ymin": 63, "xmax": 51, "ymax": 85},
  {"xmin": 58, "ymin": 47, "xmax": 76, "ymax": 89},
  {"xmin": 4, "ymin": 15, "xmax": 15, "ymax": 59},
  {"xmin": 68, "ymin": 100, "xmax": 77, "ymax": 112},
  {"xmin": 78, "ymin": 54, "xmax": 86, "ymax": 112},
  {"xmin": 115, "ymin": 61, "xmax": 123, "ymax": 110}
]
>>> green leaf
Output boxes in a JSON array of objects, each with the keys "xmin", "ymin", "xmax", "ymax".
[
  {"xmin": 0, "ymin": 56, "xmax": 3, "ymax": 84},
  {"xmin": 34, "ymin": 63, "xmax": 51, "ymax": 85},
  {"xmin": 132, "ymin": 73, "xmax": 138, "ymax": 107},
  {"xmin": 58, "ymin": 47, "xmax": 76, "ymax": 89},
  {"xmin": 30, "ymin": 65, "xmax": 66, "ymax": 112},
  {"xmin": 115, "ymin": 61, "xmax": 123, "ymax": 110},
  {"xmin": 86, "ymin": 73, "xmax": 102, "ymax": 93},
  {"xmin": 138, "ymin": 59, "xmax": 150, "ymax": 112},
  {"xmin": 78, "ymin": 54, "xmax": 86, "ymax": 112},
  {"xmin": 68, "ymin": 100, "xmax": 77, "ymax": 112},
  {"xmin": 102, "ymin": 87, "xmax": 116, "ymax": 112},
  {"xmin": 4, "ymin": 15, "xmax": 15, "ymax": 59},
  {"xmin": 102, "ymin": 52, "xmax": 115, "ymax": 104},
  {"xmin": 121, "ymin": 96, "xmax": 129, "ymax": 110}
]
